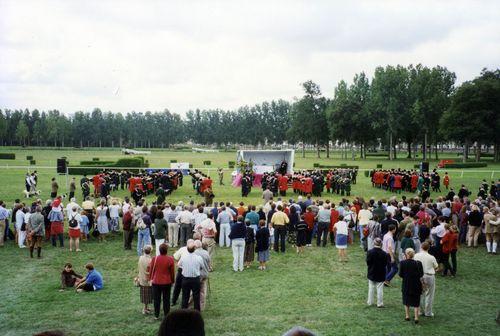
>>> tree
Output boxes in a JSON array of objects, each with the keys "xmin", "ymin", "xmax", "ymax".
[
  {"xmin": 371, "ymin": 65, "xmax": 410, "ymax": 160},
  {"xmin": 15, "ymin": 120, "xmax": 29, "ymax": 146},
  {"xmin": 410, "ymin": 64, "xmax": 455, "ymax": 160},
  {"xmin": 440, "ymin": 68, "xmax": 500, "ymax": 162},
  {"xmin": 288, "ymin": 81, "xmax": 329, "ymax": 158}
]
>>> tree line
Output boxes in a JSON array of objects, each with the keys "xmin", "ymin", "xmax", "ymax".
[{"xmin": 1, "ymin": 64, "xmax": 498, "ymax": 162}]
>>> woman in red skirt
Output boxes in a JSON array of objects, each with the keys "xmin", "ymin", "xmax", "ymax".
[
  {"xmin": 68, "ymin": 206, "xmax": 82, "ymax": 252},
  {"xmin": 48, "ymin": 198, "xmax": 65, "ymax": 247}
]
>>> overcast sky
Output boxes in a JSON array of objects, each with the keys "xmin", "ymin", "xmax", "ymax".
[{"xmin": 1, "ymin": 0, "xmax": 499, "ymax": 115}]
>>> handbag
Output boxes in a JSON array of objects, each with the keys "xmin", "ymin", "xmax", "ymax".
[{"xmin": 92, "ymin": 227, "xmax": 100, "ymax": 238}]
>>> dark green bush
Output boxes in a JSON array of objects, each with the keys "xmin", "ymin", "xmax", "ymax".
[
  {"xmin": 80, "ymin": 161, "xmax": 114, "ymax": 166},
  {"xmin": 443, "ymin": 162, "xmax": 487, "ymax": 168},
  {"xmin": 92, "ymin": 158, "xmax": 100, "ymax": 161},
  {"xmin": 376, "ymin": 164, "xmax": 383, "ymax": 168},
  {"xmin": 364, "ymin": 170, "xmax": 369, "ymax": 177},
  {"xmin": 313, "ymin": 163, "xmax": 320, "ymax": 168},
  {"xmin": 30, "ymin": 160, "xmax": 36, "ymax": 165},
  {"xmin": 0, "ymin": 153, "xmax": 15, "ymax": 160},
  {"xmin": 170, "ymin": 159, "xmax": 177, "ymax": 163},
  {"xmin": 26, "ymin": 155, "xmax": 33, "ymax": 160},
  {"xmin": 203, "ymin": 160, "xmax": 211, "ymax": 166}
]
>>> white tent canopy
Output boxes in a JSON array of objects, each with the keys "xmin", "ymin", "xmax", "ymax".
[{"xmin": 236, "ymin": 150, "xmax": 294, "ymax": 174}]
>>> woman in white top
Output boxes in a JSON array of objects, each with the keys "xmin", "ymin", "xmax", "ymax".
[
  {"xmin": 334, "ymin": 215, "xmax": 349, "ymax": 262},
  {"xmin": 68, "ymin": 207, "xmax": 82, "ymax": 252},
  {"xmin": 96, "ymin": 200, "xmax": 109, "ymax": 242},
  {"xmin": 108, "ymin": 200, "xmax": 121, "ymax": 232},
  {"xmin": 357, "ymin": 204, "xmax": 373, "ymax": 249}
]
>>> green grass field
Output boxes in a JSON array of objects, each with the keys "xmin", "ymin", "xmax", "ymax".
[{"xmin": 0, "ymin": 148, "xmax": 499, "ymax": 336}]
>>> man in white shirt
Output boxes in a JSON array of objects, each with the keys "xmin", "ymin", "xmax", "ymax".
[
  {"xmin": 358, "ymin": 205, "xmax": 373, "ymax": 249},
  {"xmin": 414, "ymin": 241, "xmax": 438, "ymax": 317},
  {"xmin": 176, "ymin": 206, "xmax": 194, "ymax": 247},
  {"xmin": 66, "ymin": 198, "xmax": 80, "ymax": 220},
  {"xmin": 216, "ymin": 206, "xmax": 233, "ymax": 247},
  {"xmin": 178, "ymin": 242, "xmax": 204, "ymax": 311},
  {"xmin": 108, "ymin": 200, "xmax": 121, "ymax": 232},
  {"xmin": 386, "ymin": 201, "xmax": 397, "ymax": 217}
]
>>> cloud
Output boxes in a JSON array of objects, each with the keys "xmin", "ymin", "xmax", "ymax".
[{"xmin": 0, "ymin": 0, "xmax": 499, "ymax": 114}]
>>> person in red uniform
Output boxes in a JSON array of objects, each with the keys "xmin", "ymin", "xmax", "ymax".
[
  {"xmin": 304, "ymin": 177, "xmax": 313, "ymax": 195},
  {"xmin": 411, "ymin": 174, "xmax": 418, "ymax": 192},
  {"xmin": 278, "ymin": 175, "xmax": 288, "ymax": 196},
  {"xmin": 92, "ymin": 174, "xmax": 101, "ymax": 197},
  {"xmin": 443, "ymin": 172, "xmax": 450, "ymax": 190},
  {"xmin": 394, "ymin": 174, "xmax": 402, "ymax": 193},
  {"xmin": 329, "ymin": 204, "xmax": 339, "ymax": 245},
  {"xmin": 303, "ymin": 207, "xmax": 315, "ymax": 246}
]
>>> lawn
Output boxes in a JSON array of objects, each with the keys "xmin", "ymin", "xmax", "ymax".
[{"xmin": 0, "ymin": 148, "xmax": 499, "ymax": 336}]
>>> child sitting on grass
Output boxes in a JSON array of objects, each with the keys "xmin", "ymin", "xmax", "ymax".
[{"xmin": 60, "ymin": 263, "xmax": 82, "ymax": 291}]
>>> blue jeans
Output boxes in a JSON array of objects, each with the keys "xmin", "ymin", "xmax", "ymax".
[
  {"xmin": 386, "ymin": 261, "xmax": 398, "ymax": 282},
  {"xmin": 250, "ymin": 224, "xmax": 258, "ymax": 234},
  {"xmin": 137, "ymin": 228, "xmax": 151, "ymax": 256}
]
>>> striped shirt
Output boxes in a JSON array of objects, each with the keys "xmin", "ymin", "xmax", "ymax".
[
  {"xmin": 166, "ymin": 210, "xmax": 178, "ymax": 223},
  {"xmin": 178, "ymin": 252, "xmax": 204, "ymax": 278}
]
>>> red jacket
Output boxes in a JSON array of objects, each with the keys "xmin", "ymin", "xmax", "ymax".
[
  {"xmin": 149, "ymin": 255, "xmax": 175, "ymax": 285},
  {"xmin": 441, "ymin": 231, "xmax": 458, "ymax": 254}
]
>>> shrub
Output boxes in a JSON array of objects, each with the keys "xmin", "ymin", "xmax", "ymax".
[
  {"xmin": 376, "ymin": 164, "xmax": 383, "ymax": 168},
  {"xmin": 203, "ymin": 160, "xmax": 211, "ymax": 166},
  {"xmin": 228, "ymin": 161, "xmax": 235, "ymax": 166},
  {"xmin": 189, "ymin": 164, "xmax": 193, "ymax": 168},
  {"xmin": 80, "ymin": 161, "xmax": 114, "ymax": 166},
  {"xmin": 366, "ymin": 153, "xmax": 389, "ymax": 157},
  {"xmin": 170, "ymin": 159, "xmax": 177, "ymax": 163},
  {"xmin": 26, "ymin": 155, "xmax": 33, "ymax": 160},
  {"xmin": 313, "ymin": 163, "xmax": 320, "ymax": 168},
  {"xmin": 30, "ymin": 160, "xmax": 36, "ymax": 165},
  {"xmin": 318, "ymin": 165, "xmax": 359, "ymax": 169},
  {"xmin": 92, "ymin": 158, "xmax": 100, "ymax": 161},
  {"xmin": 364, "ymin": 170, "xmax": 369, "ymax": 177},
  {"xmin": 114, "ymin": 157, "xmax": 145, "ymax": 167},
  {"xmin": 443, "ymin": 162, "xmax": 487, "ymax": 168},
  {"xmin": 0, "ymin": 153, "xmax": 15, "ymax": 160}
]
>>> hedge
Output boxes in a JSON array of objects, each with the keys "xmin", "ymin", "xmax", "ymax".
[
  {"xmin": 364, "ymin": 170, "xmax": 370, "ymax": 177},
  {"xmin": 318, "ymin": 165, "xmax": 359, "ymax": 169},
  {"xmin": 80, "ymin": 161, "xmax": 114, "ymax": 166},
  {"xmin": 189, "ymin": 164, "xmax": 193, "ymax": 168},
  {"xmin": 68, "ymin": 167, "xmax": 142, "ymax": 175},
  {"xmin": 313, "ymin": 163, "xmax": 320, "ymax": 168},
  {"xmin": 0, "ymin": 153, "xmax": 15, "ymax": 160},
  {"xmin": 203, "ymin": 160, "xmax": 211, "ymax": 166},
  {"xmin": 366, "ymin": 153, "xmax": 389, "ymax": 157},
  {"xmin": 443, "ymin": 162, "xmax": 487, "ymax": 168},
  {"xmin": 170, "ymin": 159, "xmax": 177, "ymax": 163},
  {"xmin": 376, "ymin": 164, "xmax": 383, "ymax": 168},
  {"xmin": 26, "ymin": 155, "xmax": 33, "ymax": 160},
  {"xmin": 30, "ymin": 160, "xmax": 36, "ymax": 165},
  {"xmin": 92, "ymin": 158, "xmax": 100, "ymax": 161},
  {"xmin": 228, "ymin": 161, "xmax": 235, "ymax": 166}
]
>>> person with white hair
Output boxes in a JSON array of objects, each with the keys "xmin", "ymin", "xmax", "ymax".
[
  {"xmin": 65, "ymin": 198, "xmax": 80, "ymax": 222},
  {"xmin": 193, "ymin": 240, "xmax": 210, "ymax": 310},
  {"xmin": 108, "ymin": 199, "xmax": 121, "ymax": 232},
  {"xmin": 399, "ymin": 247, "xmax": 424, "ymax": 323},
  {"xmin": 176, "ymin": 206, "xmax": 194, "ymax": 247},
  {"xmin": 366, "ymin": 237, "xmax": 389, "ymax": 308}
]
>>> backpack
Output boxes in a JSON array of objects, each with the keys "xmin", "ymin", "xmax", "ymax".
[
  {"xmin": 69, "ymin": 215, "xmax": 78, "ymax": 228},
  {"xmin": 136, "ymin": 217, "xmax": 146, "ymax": 230}
]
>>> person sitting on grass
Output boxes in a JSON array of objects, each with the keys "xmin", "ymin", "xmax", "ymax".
[
  {"xmin": 76, "ymin": 263, "xmax": 103, "ymax": 293},
  {"xmin": 60, "ymin": 263, "xmax": 82, "ymax": 291}
]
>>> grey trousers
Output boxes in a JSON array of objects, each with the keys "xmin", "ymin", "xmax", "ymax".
[{"xmin": 421, "ymin": 274, "xmax": 435, "ymax": 316}]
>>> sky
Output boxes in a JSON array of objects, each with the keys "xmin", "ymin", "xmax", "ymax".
[{"xmin": 1, "ymin": 0, "xmax": 499, "ymax": 115}]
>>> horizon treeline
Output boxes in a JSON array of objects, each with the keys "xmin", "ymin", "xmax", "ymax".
[{"xmin": 1, "ymin": 64, "xmax": 498, "ymax": 161}]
